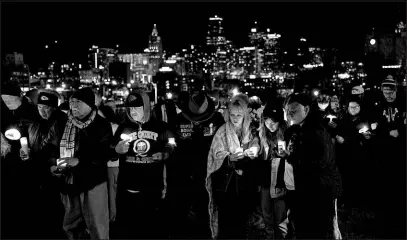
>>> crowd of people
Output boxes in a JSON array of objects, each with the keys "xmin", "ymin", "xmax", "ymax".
[{"xmin": 1, "ymin": 75, "xmax": 405, "ymax": 240}]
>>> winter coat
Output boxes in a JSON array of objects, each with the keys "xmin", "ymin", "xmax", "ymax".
[{"xmin": 47, "ymin": 111, "xmax": 114, "ymax": 194}]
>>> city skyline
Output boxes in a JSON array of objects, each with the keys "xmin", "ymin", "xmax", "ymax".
[{"xmin": 2, "ymin": 2, "xmax": 405, "ymax": 70}]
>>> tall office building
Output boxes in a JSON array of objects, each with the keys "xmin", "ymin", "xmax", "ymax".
[
  {"xmin": 206, "ymin": 15, "xmax": 227, "ymax": 78},
  {"xmin": 148, "ymin": 24, "xmax": 163, "ymax": 76}
]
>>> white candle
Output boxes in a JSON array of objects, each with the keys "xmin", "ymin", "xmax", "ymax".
[
  {"xmin": 278, "ymin": 140, "xmax": 286, "ymax": 151},
  {"xmin": 20, "ymin": 137, "xmax": 29, "ymax": 159}
]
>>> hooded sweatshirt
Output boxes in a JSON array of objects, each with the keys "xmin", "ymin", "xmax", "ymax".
[{"xmin": 114, "ymin": 90, "xmax": 175, "ymax": 192}]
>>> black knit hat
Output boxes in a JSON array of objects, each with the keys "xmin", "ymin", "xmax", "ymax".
[
  {"xmin": 38, "ymin": 91, "xmax": 59, "ymax": 108},
  {"xmin": 381, "ymin": 75, "xmax": 397, "ymax": 90},
  {"xmin": 71, "ymin": 87, "xmax": 95, "ymax": 108},
  {"xmin": 1, "ymin": 82, "xmax": 22, "ymax": 97}
]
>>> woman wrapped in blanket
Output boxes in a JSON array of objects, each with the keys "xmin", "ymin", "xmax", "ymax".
[{"xmin": 206, "ymin": 93, "xmax": 260, "ymax": 239}]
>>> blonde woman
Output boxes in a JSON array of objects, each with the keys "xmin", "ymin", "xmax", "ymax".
[
  {"xmin": 1, "ymin": 132, "xmax": 11, "ymax": 158},
  {"xmin": 206, "ymin": 93, "xmax": 260, "ymax": 239}
]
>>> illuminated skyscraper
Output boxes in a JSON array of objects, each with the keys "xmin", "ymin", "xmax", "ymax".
[
  {"xmin": 87, "ymin": 46, "xmax": 118, "ymax": 80},
  {"xmin": 148, "ymin": 24, "xmax": 163, "ymax": 76},
  {"xmin": 206, "ymin": 15, "xmax": 227, "ymax": 78}
]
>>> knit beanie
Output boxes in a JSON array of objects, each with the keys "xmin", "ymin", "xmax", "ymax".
[
  {"xmin": 1, "ymin": 82, "xmax": 22, "ymax": 97},
  {"xmin": 71, "ymin": 87, "xmax": 96, "ymax": 108},
  {"xmin": 381, "ymin": 75, "xmax": 397, "ymax": 90}
]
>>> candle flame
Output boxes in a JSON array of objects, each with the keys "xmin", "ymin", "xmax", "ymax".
[
  {"xmin": 359, "ymin": 126, "xmax": 369, "ymax": 134},
  {"xmin": 120, "ymin": 134, "xmax": 131, "ymax": 141}
]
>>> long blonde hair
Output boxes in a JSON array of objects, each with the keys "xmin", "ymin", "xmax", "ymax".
[
  {"xmin": 224, "ymin": 93, "xmax": 252, "ymax": 139},
  {"xmin": 1, "ymin": 132, "xmax": 11, "ymax": 158}
]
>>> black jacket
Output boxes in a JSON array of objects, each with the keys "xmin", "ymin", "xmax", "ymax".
[
  {"xmin": 47, "ymin": 111, "xmax": 114, "ymax": 193},
  {"xmin": 286, "ymin": 116, "xmax": 342, "ymax": 199},
  {"xmin": 26, "ymin": 109, "xmax": 68, "ymax": 187}
]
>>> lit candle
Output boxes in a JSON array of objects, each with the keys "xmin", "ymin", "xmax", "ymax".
[
  {"xmin": 359, "ymin": 126, "xmax": 369, "ymax": 134},
  {"xmin": 326, "ymin": 114, "xmax": 337, "ymax": 123},
  {"xmin": 20, "ymin": 137, "xmax": 29, "ymax": 160},
  {"xmin": 5, "ymin": 128, "xmax": 21, "ymax": 140},
  {"xmin": 120, "ymin": 134, "xmax": 131, "ymax": 141},
  {"xmin": 278, "ymin": 140, "xmax": 286, "ymax": 151},
  {"xmin": 168, "ymin": 138, "xmax": 176, "ymax": 145}
]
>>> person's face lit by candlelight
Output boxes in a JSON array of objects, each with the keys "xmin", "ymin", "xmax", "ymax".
[{"xmin": 348, "ymin": 102, "xmax": 360, "ymax": 116}]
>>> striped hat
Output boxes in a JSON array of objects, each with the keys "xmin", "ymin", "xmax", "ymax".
[{"xmin": 382, "ymin": 75, "xmax": 397, "ymax": 90}]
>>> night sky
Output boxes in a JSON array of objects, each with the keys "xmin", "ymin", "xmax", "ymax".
[{"xmin": 2, "ymin": 2, "xmax": 405, "ymax": 71}]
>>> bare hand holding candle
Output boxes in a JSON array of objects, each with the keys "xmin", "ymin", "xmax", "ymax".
[
  {"xmin": 245, "ymin": 147, "xmax": 259, "ymax": 159},
  {"xmin": 19, "ymin": 137, "xmax": 29, "ymax": 160},
  {"xmin": 230, "ymin": 147, "xmax": 244, "ymax": 161},
  {"xmin": 116, "ymin": 135, "xmax": 131, "ymax": 154}
]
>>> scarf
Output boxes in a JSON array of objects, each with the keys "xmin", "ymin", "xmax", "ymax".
[{"xmin": 60, "ymin": 110, "xmax": 97, "ymax": 159}]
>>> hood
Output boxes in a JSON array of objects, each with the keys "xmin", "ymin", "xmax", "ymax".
[{"xmin": 125, "ymin": 90, "xmax": 151, "ymax": 124}]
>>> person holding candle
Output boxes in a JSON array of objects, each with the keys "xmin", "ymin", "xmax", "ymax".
[
  {"xmin": 1, "ymin": 82, "xmax": 42, "ymax": 239},
  {"xmin": 283, "ymin": 93, "xmax": 342, "ymax": 239},
  {"xmin": 335, "ymin": 95, "xmax": 373, "ymax": 211},
  {"xmin": 19, "ymin": 89, "xmax": 68, "ymax": 238},
  {"xmin": 372, "ymin": 75, "xmax": 406, "ymax": 238},
  {"xmin": 257, "ymin": 102, "xmax": 293, "ymax": 239},
  {"xmin": 206, "ymin": 93, "xmax": 260, "ymax": 239},
  {"xmin": 113, "ymin": 89, "xmax": 176, "ymax": 239},
  {"xmin": 46, "ymin": 87, "xmax": 114, "ymax": 240}
]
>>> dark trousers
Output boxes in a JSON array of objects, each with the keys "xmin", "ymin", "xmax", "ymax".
[
  {"xmin": 168, "ymin": 180, "xmax": 211, "ymax": 239},
  {"xmin": 116, "ymin": 189, "xmax": 163, "ymax": 239},
  {"xmin": 261, "ymin": 188, "xmax": 291, "ymax": 240},
  {"xmin": 214, "ymin": 190, "xmax": 251, "ymax": 239}
]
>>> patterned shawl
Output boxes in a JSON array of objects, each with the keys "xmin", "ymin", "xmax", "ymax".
[
  {"xmin": 60, "ymin": 110, "xmax": 97, "ymax": 159},
  {"xmin": 205, "ymin": 122, "xmax": 251, "ymax": 239}
]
